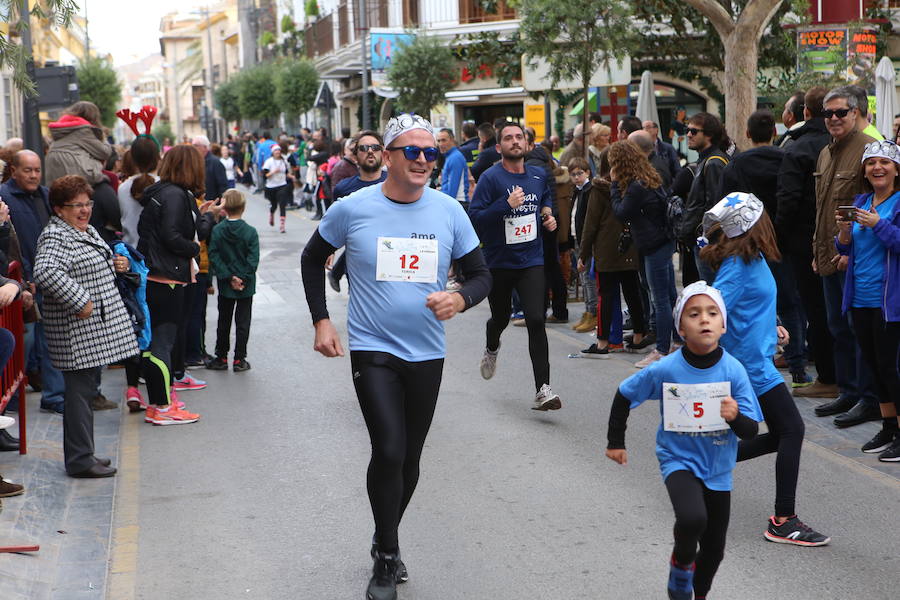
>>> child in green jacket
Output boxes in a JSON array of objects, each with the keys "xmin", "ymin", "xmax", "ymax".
[{"xmin": 207, "ymin": 189, "xmax": 259, "ymax": 372}]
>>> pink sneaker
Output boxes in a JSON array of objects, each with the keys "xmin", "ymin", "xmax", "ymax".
[
  {"xmin": 168, "ymin": 388, "xmax": 186, "ymax": 409},
  {"xmin": 173, "ymin": 374, "xmax": 207, "ymax": 391},
  {"xmin": 146, "ymin": 404, "xmax": 200, "ymax": 426},
  {"xmin": 125, "ymin": 386, "xmax": 146, "ymax": 413}
]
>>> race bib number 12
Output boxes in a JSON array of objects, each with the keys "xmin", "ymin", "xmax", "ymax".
[
  {"xmin": 662, "ymin": 381, "xmax": 730, "ymax": 433},
  {"xmin": 375, "ymin": 237, "xmax": 439, "ymax": 283}
]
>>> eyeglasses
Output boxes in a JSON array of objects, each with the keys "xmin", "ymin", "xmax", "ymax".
[
  {"xmin": 357, "ymin": 144, "xmax": 383, "ymax": 153},
  {"xmin": 63, "ymin": 201, "xmax": 94, "ymax": 209},
  {"xmin": 570, "ymin": 170, "xmax": 586, "ymax": 177},
  {"xmin": 686, "ymin": 127, "xmax": 703, "ymax": 136},
  {"xmin": 822, "ymin": 108, "xmax": 853, "ymax": 119},
  {"xmin": 386, "ymin": 145, "xmax": 439, "ymax": 162}
]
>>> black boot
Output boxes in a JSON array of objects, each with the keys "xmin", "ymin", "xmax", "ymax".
[{"xmin": 366, "ymin": 551, "xmax": 398, "ymax": 600}]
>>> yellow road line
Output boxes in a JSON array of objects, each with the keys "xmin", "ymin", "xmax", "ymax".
[{"xmin": 107, "ymin": 412, "xmax": 141, "ymax": 600}]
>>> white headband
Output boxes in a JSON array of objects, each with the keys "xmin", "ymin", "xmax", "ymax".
[
  {"xmin": 673, "ymin": 280, "xmax": 727, "ymax": 332},
  {"xmin": 862, "ymin": 140, "xmax": 900, "ymax": 165},
  {"xmin": 703, "ymin": 192, "xmax": 764, "ymax": 239},
  {"xmin": 383, "ymin": 113, "xmax": 435, "ymax": 147}
]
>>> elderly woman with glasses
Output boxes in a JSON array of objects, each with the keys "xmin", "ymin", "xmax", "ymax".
[
  {"xmin": 33, "ymin": 175, "xmax": 139, "ymax": 478},
  {"xmin": 835, "ymin": 140, "xmax": 900, "ymax": 462}
]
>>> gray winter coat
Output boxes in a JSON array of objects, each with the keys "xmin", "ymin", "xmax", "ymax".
[
  {"xmin": 45, "ymin": 117, "xmax": 112, "ymax": 185},
  {"xmin": 33, "ymin": 216, "xmax": 138, "ymax": 371}
]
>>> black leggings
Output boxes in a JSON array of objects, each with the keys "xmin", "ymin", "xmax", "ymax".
[
  {"xmin": 737, "ymin": 383, "xmax": 804, "ymax": 516},
  {"xmin": 142, "ymin": 281, "xmax": 188, "ymax": 406},
  {"xmin": 596, "ymin": 270, "xmax": 647, "ymax": 341},
  {"xmin": 351, "ymin": 351, "xmax": 444, "ymax": 554},
  {"xmin": 850, "ymin": 308, "xmax": 900, "ymax": 415},
  {"xmin": 265, "ymin": 184, "xmax": 290, "ymax": 217},
  {"xmin": 486, "ymin": 266, "xmax": 549, "ymax": 391},
  {"xmin": 665, "ymin": 470, "xmax": 730, "ymax": 599},
  {"xmin": 542, "ymin": 231, "xmax": 567, "ymax": 319}
]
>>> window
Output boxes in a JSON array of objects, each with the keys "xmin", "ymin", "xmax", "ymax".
[
  {"xmin": 3, "ymin": 77, "xmax": 13, "ymax": 140},
  {"xmin": 458, "ymin": 0, "xmax": 516, "ymax": 24},
  {"xmin": 402, "ymin": 0, "xmax": 419, "ymax": 26}
]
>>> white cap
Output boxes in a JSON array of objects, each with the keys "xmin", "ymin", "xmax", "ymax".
[
  {"xmin": 702, "ymin": 192, "xmax": 764, "ymax": 239},
  {"xmin": 383, "ymin": 113, "xmax": 434, "ymax": 147},
  {"xmin": 673, "ymin": 280, "xmax": 727, "ymax": 332},
  {"xmin": 191, "ymin": 135, "xmax": 211, "ymax": 147}
]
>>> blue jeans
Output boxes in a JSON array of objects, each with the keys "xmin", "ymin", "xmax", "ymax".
[
  {"xmin": 580, "ymin": 268, "xmax": 597, "ymax": 314},
  {"xmin": 35, "ymin": 320, "xmax": 65, "ymax": 408},
  {"xmin": 821, "ymin": 271, "xmax": 878, "ymax": 407},
  {"xmin": 768, "ymin": 257, "xmax": 806, "ymax": 373},
  {"xmin": 644, "ymin": 241, "xmax": 680, "ymax": 354}
]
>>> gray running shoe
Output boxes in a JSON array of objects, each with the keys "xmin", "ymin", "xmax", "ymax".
[
  {"xmin": 480, "ymin": 348, "xmax": 499, "ymax": 380},
  {"xmin": 532, "ymin": 383, "xmax": 561, "ymax": 411}
]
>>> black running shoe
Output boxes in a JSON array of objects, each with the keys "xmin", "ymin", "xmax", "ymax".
[
  {"xmin": 862, "ymin": 429, "xmax": 896, "ymax": 454},
  {"xmin": 370, "ymin": 540, "xmax": 408, "ymax": 583},
  {"xmin": 764, "ymin": 516, "xmax": 830, "ymax": 546},
  {"xmin": 205, "ymin": 357, "xmax": 228, "ymax": 371},
  {"xmin": 232, "ymin": 359, "xmax": 252, "ymax": 372},
  {"xmin": 581, "ymin": 343, "xmax": 610, "ymax": 358},
  {"xmin": 366, "ymin": 551, "xmax": 398, "ymax": 600},
  {"xmin": 878, "ymin": 437, "xmax": 900, "ymax": 462}
]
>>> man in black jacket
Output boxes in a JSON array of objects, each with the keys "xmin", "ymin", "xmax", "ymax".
[
  {"xmin": 193, "ymin": 135, "xmax": 228, "ymax": 202},
  {"xmin": 470, "ymin": 122, "xmax": 501, "ymax": 182},
  {"xmin": 774, "ymin": 86, "xmax": 840, "ymax": 402},
  {"xmin": 678, "ymin": 112, "xmax": 730, "ymax": 283},
  {"xmin": 458, "ymin": 122, "xmax": 479, "ymax": 164}
]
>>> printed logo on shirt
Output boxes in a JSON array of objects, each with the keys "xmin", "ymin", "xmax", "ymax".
[{"xmin": 410, "ymin": 232, "xmax": 436, "ymax": 239}]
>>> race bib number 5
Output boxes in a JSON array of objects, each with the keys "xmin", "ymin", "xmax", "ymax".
[
  {"xmin": 662, "ymin": 381, "xmax": 730, "ymax": 433},
  {"xmin": 504, "ymin": 214, "xmax": 537, "ymax": 245},
  {"xmin": 375, "ymin": 237, "xmax": 439, "ymax": 283}
]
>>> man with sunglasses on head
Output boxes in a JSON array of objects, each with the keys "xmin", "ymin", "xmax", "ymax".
[
  {"xmin": 300, "ymin": 114, "xmax": 491, "ymax": 600},
  {"xmin": 808, "ymin": 85, "xmax": 881, "ymax": 429},
  {"xmin": 469, "ymin": 121, "xmax": 563, "ymax": 411}
]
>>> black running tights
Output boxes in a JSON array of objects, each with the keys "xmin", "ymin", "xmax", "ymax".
[
  {"xmin": 485, "ymin": 266, "xmax": 549, "ymax": 391},
  {"xmin": 265, "ymin": 184, "xmax": 290, "ymax": 217},
  {"xmin": 351, "ymin": 351, "xmax": 444, "ymax": 554},
  {"xmin": 736, "ymin": 383, "xmax": 804, "ymax": 517},
  {"xmin": 665, "ymin": 470, "xmax": 730, "ymax": 598},
  {"xmin": 850, "ymin": 308, "xmax": 900, "ymax": 417}
]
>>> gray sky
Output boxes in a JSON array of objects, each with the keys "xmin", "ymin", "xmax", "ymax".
[{"xmin": 83, "ymin": 0, "xmax": 211, "ymax": 65}]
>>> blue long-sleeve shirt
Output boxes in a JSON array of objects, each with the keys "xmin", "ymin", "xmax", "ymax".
[
  {"xmin": 468, "ymin": 162, "xmax": 552, "ymax": 269},
  {"xmin": 441, "ymin": 146, "xmax": 469, "ymax": 204}
]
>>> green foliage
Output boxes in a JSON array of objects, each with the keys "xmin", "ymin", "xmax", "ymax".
[
  {"xmin": 517, "ymin": 0, "xmax": 637, "ymax": 90},
  {"xmin": 75, "ymin": 57, "xmax": 122, "ymax": 128},
  {"xmin": 305, "ymin": 0, "xmax": 319, "ymax": 17},
  {"xmin": 281, "ymin": 15, "xmax": 295, "ymax": 33},
  {"xmin": 451, "ymin": 30, "xmax": 522, "ymax": 88},
  {"xmin": 260, "ymin": 30, "xmax": 276, "ymax": 47},
  {"xmin": 356, "ymin": 92, "xmax": 386, "ymax": 130},
  {"xmin": 234, "ymin": 63, "xmax": 278, "ymax": 120},
  {"xmin": 0, "ymin": 0, "xmax": 78, "ymax": 95},
  {"xmin": 758, "ymin": 52, "xmax": 851, "ymax": 114},
  {"xmin": 215, "ymin": 77, "xmax": 242, "ymax": 124},
  {"xmin": 387, "ymin": 34, "xmax": 456, "ymax": 115},
  {"xmin": 274, "ymin": 59, "xmax": 319, "ymax": 119},
  {"xmin": 153, "ymin": 120, "xmax": 175, "ymax": 144}
]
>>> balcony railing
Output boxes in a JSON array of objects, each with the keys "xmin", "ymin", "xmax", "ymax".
[
  {"xmin": 306, "ymin": 12, "xmax": 335, "ymax": 58},
  {"xmin": 458, "ymin": 0, "xmax": 516, "ymax": 24},
  {"xmin": 339, "ymin": 3, "xmax": 350, "ymax": 47}
]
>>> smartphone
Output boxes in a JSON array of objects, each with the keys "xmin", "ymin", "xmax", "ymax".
[{"xmin": 837, "ymin": 205, "xmax": 857, "ymax": 221}]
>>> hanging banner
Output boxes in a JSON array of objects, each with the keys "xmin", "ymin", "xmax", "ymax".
[
  {"xmin": 524, "ymin": 104, "xmax": 546, "ymax": 142},
  {"xmin": 369, "ymin": 30, "xmax": 415, "ymax": 89},
  {"xmin": 797, "ymin": 25, "xmax": 879, "ymax": 91}
]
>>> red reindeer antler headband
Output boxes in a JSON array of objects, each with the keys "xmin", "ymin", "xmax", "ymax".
[{"xmin": 116, "ymin": 105, "xmax": 160, "ymax": 148}]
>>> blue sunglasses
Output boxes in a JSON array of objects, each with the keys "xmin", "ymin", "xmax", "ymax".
[{"xmin": 386, "ymin": 145, "xmax": 439, "ymax": 162}]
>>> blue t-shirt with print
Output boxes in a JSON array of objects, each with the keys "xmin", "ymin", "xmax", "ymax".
[
  {"xmin": 714, "ymin": 255, "xmax": 785, "ymax": 397},
  {"xmin": 851, "ymin": 192, "xmax": 899, "ymax": 308},
  {"xmin": 618, "ymin": 349, "xmax": 762, "ymax": 491},
  {"xmin": 468, "ymin": 162, "xmax": 552, "ymax": 269},
  {"xmin": 317, "ymin": 183, "xmax": 481, "ymax": 362}
]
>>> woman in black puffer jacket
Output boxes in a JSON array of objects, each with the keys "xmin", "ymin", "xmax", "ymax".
[
  {"xmin": 137, "ymin": 145, "xmax": 219, "ymax": 424},
  {"xmin": 609, "ymin": 140, "xmax": 679, "ymax": 368}
]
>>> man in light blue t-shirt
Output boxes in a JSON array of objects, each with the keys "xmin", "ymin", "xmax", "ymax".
[{"xmin": 300, "ymin": 114, "xmax": 492, "ymax": 600}]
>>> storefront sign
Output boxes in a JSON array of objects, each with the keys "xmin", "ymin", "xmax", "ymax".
[
  {"xmin": 525, "ymin": 104, "xmax": 545, "ymax": 142},
  {"xmin": 797, "ymin": 25, "xmax": 879, "ymax": 91}
]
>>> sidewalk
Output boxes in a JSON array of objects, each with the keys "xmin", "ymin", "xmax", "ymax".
[{"xmin": 0, "ymin": 371, "xmax": 127, "ymax": 600}]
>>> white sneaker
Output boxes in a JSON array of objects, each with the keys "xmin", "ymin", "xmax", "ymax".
[
  {"xmin": 0, "ymin": 415, "xmax": 14, "ymax": 430},
  {"xmin": 635, "ymin": 349, "xmax": 665, "ymax": 369},
  {"xmin": 532, "ymin": 383, "xmax": 562, "ymax": 411},
  {"xmin": 480, "ymin": 348, "xmax": 499, "ymax": 380}
]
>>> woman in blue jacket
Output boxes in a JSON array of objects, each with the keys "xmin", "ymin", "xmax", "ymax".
[{"xmin": 835, "ymin": 140, "xmax": 900, "ymax": 462}]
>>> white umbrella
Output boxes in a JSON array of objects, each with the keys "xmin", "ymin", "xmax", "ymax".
[
  {"xmin": 635, "ymin": 70, "xmax": 660, "ymax": 135},
  {"xmin": 875, "ymin": 56, "xmax": 898, "ymax": 140}
]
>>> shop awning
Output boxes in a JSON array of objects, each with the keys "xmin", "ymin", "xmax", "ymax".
[{"xmin": 569, "ymin": 92, "xmax": 598, "ymax": 116}]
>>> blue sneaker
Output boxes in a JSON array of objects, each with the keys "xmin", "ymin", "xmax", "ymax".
[{"xmin": 667, "ymin": 556, "xmax": 694, "ymax": 600}]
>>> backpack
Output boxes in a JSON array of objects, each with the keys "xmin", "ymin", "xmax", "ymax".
[{"xmin": 665, "ymin": 193, "xmax": 685, "ymax": 241}]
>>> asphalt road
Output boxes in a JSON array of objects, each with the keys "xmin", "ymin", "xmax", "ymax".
[{"xmin": 115, "ymin": 186, "xmax": 900, "ymax": 600}]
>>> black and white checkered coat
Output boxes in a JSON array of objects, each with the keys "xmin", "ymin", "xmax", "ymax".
[{"xmin": 33, "ymin": 216, "xmax": 139, "ymax": 371}]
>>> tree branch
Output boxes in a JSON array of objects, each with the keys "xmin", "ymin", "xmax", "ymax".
[
  {"xmin": 683, "ymin": 0, "xmax": 735, "ymax": 38},
  {"xmin": 737, "ymin": 0, "xmax": 785, "ymax": 42}
]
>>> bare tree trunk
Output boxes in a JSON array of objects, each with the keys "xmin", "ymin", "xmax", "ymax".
[
  {"xmin": 684, "ymin": 0, "xmax": 783, "ymax": 149},
  {"xmin": 582, "ymin": 76, "xmax": 590, "ymax": 160}
]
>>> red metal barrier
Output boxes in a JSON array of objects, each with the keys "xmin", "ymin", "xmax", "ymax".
[{"xmin": 0, "ymin": 261, "xmax": 28, "ymax": 455}]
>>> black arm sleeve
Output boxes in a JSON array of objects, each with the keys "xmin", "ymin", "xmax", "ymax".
[
  {"xmin": 300, "ymin": 229, "xmax": 338, "ymax": 324},
  {"xmin": 454, "ymin": 246, "xmax": 491, "ymax": 311},
  {"xmin": 727, "ymin": 412, "xmax": 759, "ymax": 440},
  {"xmin": 606, "ymin": 389, "xmax": 631, "ymax": 450}
]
